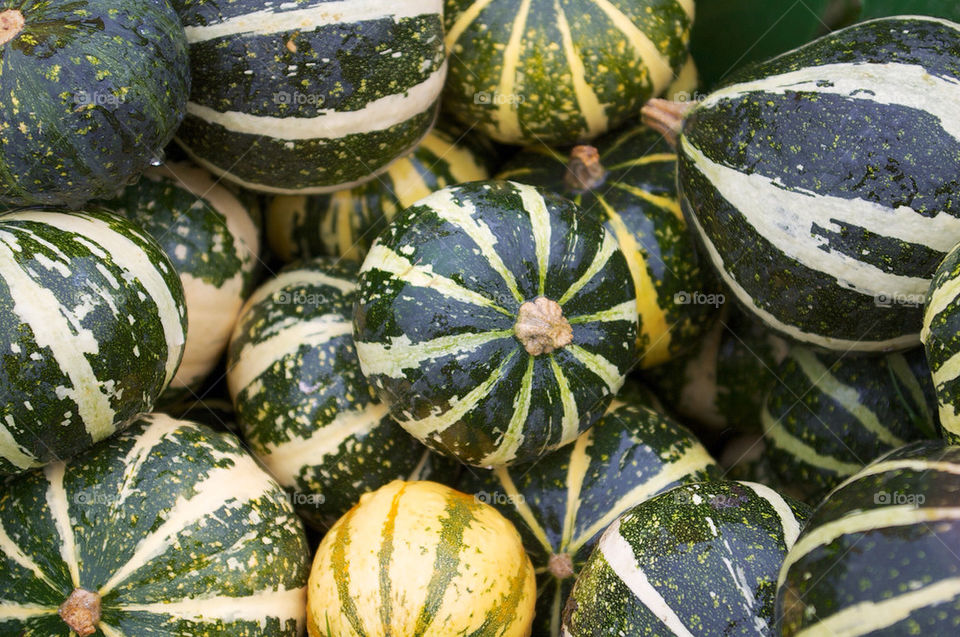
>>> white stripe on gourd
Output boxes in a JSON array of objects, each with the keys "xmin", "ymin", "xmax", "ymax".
[
  {"xmin": 183, "ymin": 0, "xmax": 440, "ymax": 41},
  {"xmin": 761, "ymin": 406, "xmax": 864, "ymax": 475},
  {"xmin": 683, "ymin": 197, "xmax": 920, "ymax": 351},
  {"xmin": 568, "ymin": 300, "xmax": 637, "ymax": 325},
  {"xmin": 700, "ymin": 62, "xmax": 960, "ymax": 145},
  {"xmin": 120, "ymin": 587, "xmax": 306, "ymax": 630},
  {"xmin": 555, "ymin": 0, "xmax": 607, "ymax": 139},
  {"xmin": 258, "ymin": 402, "xmax": 390, "ymax": 487},
  {"xmin": 548, "ymin": 355, "xmax": 581, "ymax": 445},
  {"xmin": 598, "ymin": 518, "xmax": 696, "ymax": 637},
  {"xmin": 478, "ymin": 358, "xmax": 534, "ymax": 466},
  {"xmin": 0, "ymin": 419, "xmax": 40, "ymax": 471},
  {"xmin": 355, "ymin": 330, "xmax": 513, "ymax": 380},
  {"xmin": 494, "ymin": 0, "xmax": 533, "ymax": 141},
  {"xmin": 515, "ymin": 182, "xmax": 551, "ymax": 296},
  {"xmin": 739, "ymin": 481, "xmax": 802, "ymax": 548},
  {"xmin": 0, "ymin": 603, "xmax": 51, "ymax": 621},
  {"xmin": 0, "ymin": 519, "xmax": 60, "ymax": 592},
  {"xmin": 185, "ymin": 63, "xmax": 446, "ymax": 140},
  {"xmin": 828, "ymin": 458, "xmax": 960, "ymax": 494},
  {"xmin": 591, "ymin": 0, "xmax": 674, "ymax": 94},
  {"xmin": 558, "ymin": 231, "xmax": 619, "ymax": 306},
  {"xmin": 559, "ymin": 427, "xmax": 593, "ymax": 549},
  {"xmin": 44, "ymin": 463, "xmax": 80, "ymax": 587}
]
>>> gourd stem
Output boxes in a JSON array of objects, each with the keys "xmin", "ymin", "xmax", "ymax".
[
  {"xmin": 548, "ymin": 552, "xmax": 575, "ymax": 579},
  {"xmin": 59, "ymin": 588, "xmax": 101, "ymax": 637},
  {"xmin": 0, "ymin": 9, "xmax": 24, "ymax": 47},
  {"xmin": 641, "ymin": 98, "xmax": 694, "ymax": 149},
  {"xmin": 564, "ymin": 146, "xmax": 606, "ymax": 191},
  {"xmin": 514, "ymin": 297, "xmax": 573, "ymax": 356}
]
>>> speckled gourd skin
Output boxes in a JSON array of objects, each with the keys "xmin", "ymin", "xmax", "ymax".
[{"xmin": 0, "ymin": 0, "xmax": 190, "ymax": 208}]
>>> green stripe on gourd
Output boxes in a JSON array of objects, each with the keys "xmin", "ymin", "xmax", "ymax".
[
  {"xmin": 643, "ymin": 305, "xmax": 789, "ymax": 435},
  {"xmin": 0, "ymin": 209, "xmax": 186, "ymax": 477},
  {"xmin": 266, "ymin": 128, "xmax": 490, "ymax": 264},
  {"xmin": 0, "ymin": 413, "xmax": 310, "ymax": 636},
  {"xmin": 98, "ymin": 161, "xmax": 260, "ymax": 405},
  {"xmin": 443, "ymin": 0, "xmax": 693, "ymax": 145},
  {"xmin": 227, "ymin": 257, "xmax": 454, "ymax": 529},
  {"xmin": 643, "ymin": 15, "xmax": 960, "ymax": 352},
  {"xmin": 354, "ymin": 180, "xmax": 638, "ymax": 467},
  {"xmin": 458, "ymin": 396, "xmax": 719, "ymax": 637},
  {"xmin": 763, "ymin": 345, "xmax": 939, "ymax": 503},
  {"xmin": 922, "ymin": 241, "xmax": 960, "ymax": 443},
  {"xmin": 498, "ymin": 122, "xmax": 717, "ymax": 368},
  {"xmin": 776, "ymin": 441, "xmax": 960, "ymax": 636},
  {"xmin": 0, "ymin": 0, "xmax": 190, "ymax": 208},
  {"xmin": 563, "ymin": 480, "xmax": 811, "ymax": 636},
  {"xmin": 173, "ymin": 0, "xmax": 446, "ymax": 194}
]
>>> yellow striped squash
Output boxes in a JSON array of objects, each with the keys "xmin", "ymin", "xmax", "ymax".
[{"xmin": 307, "ymin": 480, "xmax": 536, "ymax": 636}]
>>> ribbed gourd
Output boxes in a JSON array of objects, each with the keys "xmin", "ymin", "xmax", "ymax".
[
  {"xmin": 354, "ymin": 180, "xmax": 638, "ymax": 467},
  {"xmin": 922, "ymin": 240, "xmax": 960, "ymax": 444}
]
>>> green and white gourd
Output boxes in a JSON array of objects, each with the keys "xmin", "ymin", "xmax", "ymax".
[
  {"xmin": 0, "ymin": 209, "xmax": 186, "ymax": 477},
  {"xmin": 498, "ymin": 122, "xmax": 717, "ymax": 368},
  {"xmin": 563, "ymin": 480, "xmax": 811, "ymax": 636},
  {"xmin": 763, "ymin": 345, "xmax": 939, "ymax": 503},
  {"xmin": 643, "ymin": 306, "xmax": 789, "ymax": 435},
  {"xmin": 0, "ymin": 0, "xmax": 190, "ymax": 208},
  {"xmin": 458, "ymin": 396, "xmax": 720, "ymax": 637},
  {"xmin": 100, "ymin": 161, "xmax": 260, "ymax": 404},
  {"xmin": 227, "ymin": 258, "xmax": 452, "ymax": 529},
  {"xmin": 644, "ymin": 16, "xmax": 960, "ymax": 351},
  {"xmin": 443, "ymin": 0, "xmax": 693, "ymax": 145},
  {"xmin": 173, "ymin": 0, "xmax": 447, "ymax": 193},
  {"xmin": 922, "ymin": 240, "xmax": 960, "ymax": 444},
  {"xmin": 777, "ymin": 441, "xmax": 960, "ymax": 636},
  {"xmin": 0, "ymin": 413, "xmax": 310, "ymax": 636},
  {"xmin": 354, "ymin": 180, "xmax": 638, "ymax": 467},
  {"xmin": 266, "ymin": 128, "xmax": 490, "ymax": 263}
]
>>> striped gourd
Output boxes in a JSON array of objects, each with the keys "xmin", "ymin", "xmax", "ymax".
[
  {"xmin": 266, "ymin": 128, "xmax": 491, "ymax": 263},
  {"xmin": 173, "ymin": 0, "xmax": 447, "ymax": 194},
  {"xmin": 0, "ymin": 209, "xmax": 186, "ymax": 477},
  {"xmin": 643, "ymin": 306, "xmax": 789, "ymax": 435},
  {"xmin": 354, "ymin": 180, "xmax": 638, "ymax": 467},
  {"xmin": 458, "ymin": 397, "xmax": 720, "ymax": 637},
  {"xmin": 922, "ymin": 241, "xmax": 960, "ymax": 443},
  {"xmin": 777, "ymin": 441, "xmax": 960, "ymax": 636},
  {"xmin": 0, "ymin": 413, "xmax": 311, "ymax": 636},
  {"xmin": 443, "ymin": 0, "xmax": 693, "ymax": 145},
  {"xmin": 99, "ymin": 161, "xmax": 260, "ymax": 404},
  {"xmin": 763, "ymin": 345, "xmax": 939, "ymax": 503},
  {"xmin": 306, "ymin": 480, "xmax": 536, "ymax": 637},
  {"xmin": 563, "ymin": 480, "xmax": 811, "ymax": 636},
  {"xmin": 227, "ymin": 258, "xmax": 453, "ymax": 528},
  {"xmin": 643, "ymin": 16, "xmax": 960, "ymax": 351},
  {"xmin": 0, "ymin": 1, "xmax": 189, "ymax": 208},
  {"xmin": 498, "ymin": 123, "xmax": 717, "ymax": 368}
]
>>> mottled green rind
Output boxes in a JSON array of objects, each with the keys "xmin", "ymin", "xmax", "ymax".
[
  {"xmin": 354, "ymin": 180, "xmax": 638, "ymax": 466},
  {"xmin": 498, "ymin": 123, "xmax": 716, "ymax": 366},
  {"xmin": 458, "ymin": 398, "xmax": 719, "ymax": 637},
  {"xmin": 0, "ymin": 0, "xmax": 190, "ymax": 208},
  {"xmin": 0, "ymin": 415, "xmax": 310, "ymax": 636},
  {"xmin": 229, "ymin": 258, "xmax": 455, "ymax": 529},
  {"xmin": 0, "ymin": 209, "xmax": 186, "ymax": 477},
  {"xmin": 564, "ymin": 480, "xmax": 811, "ymax": 636},
  {"xmin": 443, "ymin": 0, "xmax": 691, "ymax": 145},
  {"xmin": 923, "ymin": 242, "xmax": 960, "ymax": 444},
  {"xmin": 764, "ymin": 346, "xmax": 939, "ymax": 502},
  {"xmin": 777, "ymin": 441, "xmax": 960, "ymax": 636}
]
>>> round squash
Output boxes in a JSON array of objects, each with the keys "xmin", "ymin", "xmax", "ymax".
[
  {"xmin": 0, "ymin": 0, "xmax": 190, "ymax": 208},
  {"xmin": 644, "ymin": 15, "xmax": 960, "ymax": 351},
  {"xmin": 498, "ymin": 122, "xmax": 717, "ymax": 367},
  {"xmin": 353, "ymin": 180, "xmax": 638, "ymax": 467},
  {"xmin": 777, "ymin": 441, "xmax": 960, "ymax": 636},
  {"xmin": 267, "ymin": 128, "xmax": 491, "ymax": 263},
  {"xmin": 763, "ymin": 345, "xmax": 939, "ymax": 503},
  {"xmin": 173, "ymin": 0, "xmax": 447, "ymax": 194},
  {"xmin": 307, "ymin": 480, "xmax": 536, "ymax": 637},
  {"xmin": 922, "ymin": 240, "xmax": 960, "ymax": 444},
  {"xmin": 443, "ymin": 0, "xmax": 693, "ymax": 145},
  {"xmin": 0, "ymin": 209, "xmax": 186, "ymax": 477},
  {"xmin": 0, "ymin": 413, "xmax": 311, "ymax": 636},
  {"xmin": 227, "ymin": 258, "xmax": 454, "ymax": 528},
  {"xmin": 563, "ymin": 480, "xmax": 811, "ymax": 636},
  {"xmin": 459, "ymin": 396, "xmax": 719, "ymax": 637},
  {"xmin": 99, "ymin": 161, "xmax": 260, "ymax": 404}
]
